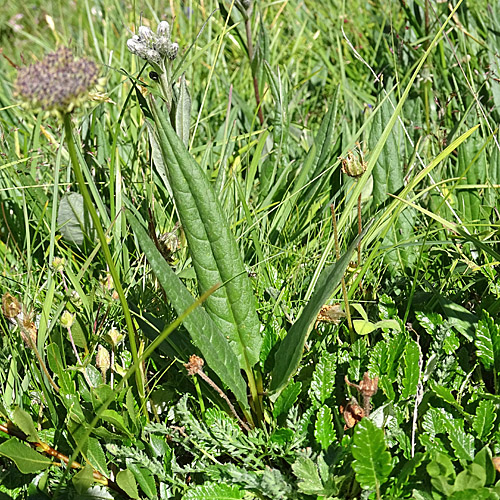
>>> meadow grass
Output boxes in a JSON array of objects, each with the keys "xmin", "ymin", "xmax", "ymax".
[{"xmin": 0, "ymin": 1, "xmax": 500, "ymax": 499}]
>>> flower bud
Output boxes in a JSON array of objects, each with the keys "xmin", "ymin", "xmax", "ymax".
[
  {"xmin": 52, "ymin": 257, "xmax": 65, "ymax": 273},
  {"xmin": 157, "ymin": 21, "xmax": 171, "ymax": 39},
  {"xmin": 138, "ymin": 25, "xmax": 154, "ymax": 43},
  {"xmin": 60, "ymin": 310, "xmax": 75, "ymax": 328},
  {"xmin": 106, "ymin": 326, "xmax": 124, "ymax": 348},
  {"xmin": 166, "ymin": 43, "xmax": 179, "ymax": 60},
  {"xmin": 145, "ymin": 48, "xmax": 162, "ymax": 64},
  {"xmin": 96, "ymin": 344, "xmax": 110, "ymax": 380}
]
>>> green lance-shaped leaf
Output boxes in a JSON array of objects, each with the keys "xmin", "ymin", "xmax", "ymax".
[
  {"xmin": 269, "ymin": 226, "xmax": 370, "ymax": 393},
  {"xmin": 128, "ymin": 213, "xmax": 248, "ymax": 408},
  {"xmin": 175, "ymin": 73, "xmax": 191, "ymax": 147},
  {"xmin": 351, "ymin": 418, "xmax": 393, "ymax": 493},
  {"xmin": 149, "ymin": 96, "xmax": 262, "ymax": 372},
  {"xmin": 0, "ymin": 438, "xmax": 52, "ymax": 474}
]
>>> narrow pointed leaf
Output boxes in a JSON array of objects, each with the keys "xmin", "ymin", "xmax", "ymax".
[
  {"xmin": 270, "ymin": 226, "xmax": 370, "ymax": 393},
  {"xmin": 128, "ymin": 213, "xmax": 248, "ymax": 407}
]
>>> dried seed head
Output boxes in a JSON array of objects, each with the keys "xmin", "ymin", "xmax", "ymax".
[
  {"xmin": 14, "ymin": 47, "xmax": 101, "ymax": 116},
  {"xmin": 340, "ymin": 397, "xmax": 365, "ymax": 429},
  {"xmin": 340, "ymin": 149, "xmax": 367, "ymax": 179},
  {"xmin": 359, "ymin": 372, "xmax": 379, "ymax": 398},
  {"xmin": 184, "ymin": 354, "xmax": 204, "ymax": 376},
  {"xmin": 2, "ymin": 293, "xmax": 21, "ymax": 319},
  {"xmin": 96, "ymin": 344, "xmax": 110, "ymax": 379}
]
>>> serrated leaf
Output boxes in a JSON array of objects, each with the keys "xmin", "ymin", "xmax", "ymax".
[
  {"xmin": 86, "ymin": 437, "xmax": 108, "ymax": 478},
  {"xmin": 314, "ymin": 405, "xmax": 335, "ymax": 450},
  {"xmin": 127, "ymin": 212, "xmax": 248, "ymax": 408},
  {"xmin": 273, "ymin": 381, "xmax": 301, "ymax": 419},
  {"xmin": 476, "ymin": 311, "xmax": 500, "ymax": 372},
  {"xmin": 473, "ymin": 400, "xmax": 496, "ymax": 441},
  {"xmin": 182, "ymin": 482, "xmax": 244, "ymax": 499},
  {"xmin": 0, "ymin": 438, "xmax": 52, "ymax": 474},
  {"xmin": 311, "ymin": 352, "xmax": 336, "ymax": 404},
  {"xmin": 401, "ymin": 341, "xmax": 420, "ymax": 399},
  {"xmin": 73, "ymin": 463, "xmax": 94, "ymax": 494},
  {"xmin": 149, "ymin": 97, "xmax": 262, "ymax": 372},
  {"xmin": 351, "ymin": 418, "xmax": 393, "ymax": 490},
  {"xmin": 116, "ymin": 469, "xmax": 139, "ymax": 499},
  {"xmin": 292, "ymin": 456, "xmax": 324, "ymax": 495},
  {"xmin": 445, "ymin": 421, "xmax": 475, "ymax": 462},
  {"xmin": 128, "ymin": 463, "xmax": 157, "ymax": 499},
  {"xmin": 433, "ymin": 384, "xmax": 463, "ymax": 411}
]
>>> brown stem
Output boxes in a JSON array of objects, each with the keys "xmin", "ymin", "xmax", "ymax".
[
  {"xmin": 197, "ymin": 370, "xmax": 251, "ymax": 432},
  {"xmin": 0, "ymin": 421, "xmax": 131, "ymax": 499}
]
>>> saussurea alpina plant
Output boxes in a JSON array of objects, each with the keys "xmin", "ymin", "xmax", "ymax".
[
  {"xmin": 13, "ymin": 47, "xmax": 145, "ymax": 410},
  {"xmin": 126, "ymin": 19, "xmax": 370, "ymax": 428}
]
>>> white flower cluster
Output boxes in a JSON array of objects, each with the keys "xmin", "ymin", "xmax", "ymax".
[{"xmin": 127, "ymin": 22, "xmax": 179, "ymax": 65}]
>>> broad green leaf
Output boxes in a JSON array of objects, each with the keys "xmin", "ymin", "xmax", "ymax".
[
  {"xmin": 351, "ymin": 418, "xmax": 393, "ymax": 491},
  {"xmin": 314, "ymin": 406, "xmax": 335, "ymax": 450},
  {"xmin": 353, "ymin": 319, "xmax": 376, "ymax": 336},
  {"xmin": 182, "ymin": 483, "xmax": 244, "ymax": 499},
  {"xmin": 427, "ymin": 452, "xmax": 455, "ymax": 496},
  {"xmin": 268, "ymin": 89, "xmax": 337, "ymax": 233},
  {"xmin": 73, "ymin": 463, "xmax": 94, "ymax": 494},
  {"xmin": 292, "ymin": 456, "xmax": 324, "ymax": 495},
  {"xmin": 433, "ymin": 384, "xmax": 463, "ymax": 411},
  {"xmin": 453, "ymin": 463, "xmax": 486, "ymax": 492},
  {"xmin": 0, "ymin": 438, "xmax": 52, "ymax": 474},
  {"xmin": 100, "ymin": 410, "xmax": 132, "ymax": 437},
  {"xmin": 369, "ymin": 88, "xmax": 403, "ymax": 206},
  {"xmin": 401, "ymin": 341, "xmax": 420, "ymax": 399},
  {"xmin": 12, "ymin": 406, "xmax": 39, "ymax": 443},
  {"xmin": 474, "ymin": 446, "xmax": 496, "ymax": 486},
  {"xmin": 116, "ymin": 469, "xmax": 139, "ymax": 499},
  {"xmin": 273, "ymin": 381, "xmax": 301, "ymax": 419},
  {"xmin": 86, "ymin": 437, "xmax": 108, "ymax": 477},
  {"xmin": 473, "ymin": 400, "xmax": 496, "ymax": 441},
  {"xmin": 57, "ymin": 192, "xmax": 93, "ymax": 245},
  {"xmin": 128, "ymin": 463, "xmax": 157, "ymax": 499},
  {"xmin": 476, "ymin": 311, "xmax": 500, "ymax": 372},
  {"xmin": 127, "ymin": 213, "xmax": 248, "ymax": 408},
  {"xmin": 149, "ymin": 97, "xmax": 262, "ymax": 372},
  {"xmin": 270, "ymin": 227, "xmax": 369, "ymax": 393},
  {"xmin": 311, "ymin": 352, "xmax": 336, "ymax": 405}
]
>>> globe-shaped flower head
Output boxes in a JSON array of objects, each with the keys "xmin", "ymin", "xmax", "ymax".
[{"xmin": 14, "ymin": 47, "xmax": 105, "ymax": 117}]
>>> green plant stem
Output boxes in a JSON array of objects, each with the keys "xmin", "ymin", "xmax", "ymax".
[{"xmin": 62, "ymin": 114, "xmax": 145, "ymax": 414}]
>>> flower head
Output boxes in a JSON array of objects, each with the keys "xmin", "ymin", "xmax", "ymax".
[
  {"xmin": 14, "ymin": 47, "xmax": 104, "ymax": 116},
  {"xmin": 127, "ymin": 21, "xmax": 179, "ymax": 65}
]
